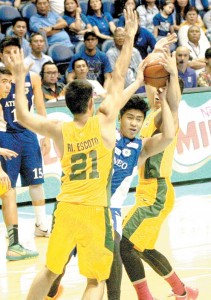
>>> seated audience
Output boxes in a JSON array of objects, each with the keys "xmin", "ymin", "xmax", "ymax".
[
  {"xmin": 87, "ymin": 0, "xmax": 116, "ymax": 44},
  {"xmin": 8, "ymin": 17, "xmax": 31, "ymax": 57},
  {"xmin": 24, "ymin": 32, "xmax": 53, "ymax": 74},
  {"xmin": 118, "ymin": 0, "xmax": 137, "ymax": 27},
  {"xmin": 173, "ymin": 0, "xmax": 190, "ymax": 31},
  {"xmin": 153, "ymin": 0, "xmax": 175, "ymax": 39},
  {"xmin": 107, "ymin": 27, "xmax": 143, "ymax": 91},
  {"xmin": 176, "ymin": 45, "xmax": 197, "ymax": 88},
  {"xmin": 66, "ymin": 31, "xmax": 112, "ymax": 89},
  {"xmin": 30, "ymin": 0, "xmax": 73, "ymax": 48},
  {"xmin": 134, "ymin": 24, "xmax": 156, "ymax": 59},
  {"xmin": 72, "ymin": 57, "xmax": 106, "ymax": 101},
  {"xmin": 40, "ymin": 61, "xmax": 66, "ymax": 102},
  {"xmin": 189, "ymin": 0, "xmax": 209, "ymax": 18},
  {"xmin": 197, "ymin": 47, "xmax": 211, "ymax": 86},
  {"xmin": 137, "ymin": 0, "xmax": 159, "ymax": 34},
  {"xmin": 63, "ymin": 0, "xmax": 92, "ymax": 45}
]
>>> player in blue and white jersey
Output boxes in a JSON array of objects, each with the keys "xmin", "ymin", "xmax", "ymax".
[{"xmin": 0, "ymin": 37, "xmax": 51, "ymax": 261}]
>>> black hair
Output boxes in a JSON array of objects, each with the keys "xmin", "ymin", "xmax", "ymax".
[
  {"xmin": 174, "ymin": 0, "xmax": 190, "ymax": 26},
  {"xmin": 159, "ymin": 0, "xmax": 174, "ymax": 12},
  {"xmin": 40, "ymin": 61, "xmax": 57, "ymax": 78},
  {"xmin": 84, "ymin": 31, "xmax": 98, "ymax": 41},
  {"xmin": 178, "ymin": 77, "xmax": 184, "ymax": 93},
  {"xmin": 87, "ymin": 0, "xmax": 104, "ymax": 15},
  {"xmin": 184, "ymin": 6, "xmax": 199, "ymax": 19},
  {"xmin": 141, "ymin": 0, "xmax": 159, "ymax": 9},
  {"xmin": 12, "ymin": 17, "xmax": 27, "ymax": 27},
  {"xmin": 72, "ymin": 58, "xmax": 88, "ymax": 70},
  {"xmin": 35, "ymin": 0, "xmax": 49, "ymax": 4},
  {"xmin": 65, "ymin": 79, "xmax": 93, "ymax": 114},
  {"xmin": 0, "ymin": 67, "xmax": 12, "ymax": 76},
  {"xmin": 120, "ymin": 95, "xmax": 149, "ymax": 118},
  {"xmin": 205, "ymin": 47, "xmax": 211, "ymax": 59},
  {"xmin": 0, "ymin": 36, "xmax": 21, "ymax": 53}
]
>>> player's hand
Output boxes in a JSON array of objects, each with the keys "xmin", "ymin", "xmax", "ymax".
[
  {"xmin": 124, "ymin": 6, "xmax": 138, "ymax": 38},
  {"xmin": 159, "ymin": 50, "xmax": 178, "ymax": 76},
  {"xmin": 153, "ymin": 33, "xmax": 177, "ymax": 53},
  {"xmin": 136, "ymin": 61, "xmax": 146, "ymax": 85},
  {"xmin": 0, "ymin": 148, "xmax": 18, "ymax": 160},
  {"xmin": 157, "ymin": 83, "xmax": 168, "ymax": 102},
  {"xmin": 0, "ymin": 167, "xmax": 11, "ymax": 191},
  {"xmin": 40, "ymin": 137, "xmax": 51, "ymax": 156},
  {"xmin": 4, "ymin": 49, "xmax": 33, "ymax": 78}
]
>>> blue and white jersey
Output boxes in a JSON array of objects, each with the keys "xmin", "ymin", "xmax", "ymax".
[
  {"xmin": 0, "ymin": 73, "xmax": 33, "ymax": 133},
  {"xmin": 110, "ymin": 130, "xmax": 142, "ymax": 208}
]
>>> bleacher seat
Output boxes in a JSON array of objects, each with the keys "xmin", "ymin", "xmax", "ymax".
[
  {"xmin": 47, "ymin": 43, "xmax": 74, "ymax": 75},
  {"xmin": 21, "ymin": 3, "xmax": 37, "ymax": 20},
  {"xmin": 0, "ymin": 5, "xmax": 21, "ymax": 34},
  {"xmin": 103, "ymin": 0, "xmax": 115, "ymax": 16},
  {"xmin": 101, "ymin": 39, "xmax": 114, "ymax": 52},
  {"xmin": 79, "ymin": 0, "xmax": 88, "ymax": 15},
  {"xmin": 74, "ymin": 41, "xmax": 85, "ymax": 53}
]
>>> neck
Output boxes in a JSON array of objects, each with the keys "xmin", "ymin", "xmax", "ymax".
[
  {"xmin": 177, "ymin": 64, "xmax": 187, "ymax": 73},
  {"xmin": 95, "ymin": 10, "xmax": 102, "ymax": 16},
  {"xmin": 74, "ymin": 112, "xmax": 91, "ymax": 127},
  {"xmin": 161, "ymin": 11, "xmax": 168, "ymax": 18},
  {"xmin": 205, "ymin": 65, "xmax": 211, "ymax": 73},
  {"xmin": 147, "ymin": 3, "xmax": 155, "ymax": 8},
  {"xmin": 85, "ymin": 48, "xmax": 97, "ymax": 56},
  {"xmin": 46, "ymin": 83, "xmax": 56, "ymax": 91},
  {"xmin": 32, "ymin": 50, "xmax": 42, "ymax": 58}
]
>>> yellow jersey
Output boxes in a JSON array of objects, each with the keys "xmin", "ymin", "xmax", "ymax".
[
  {"xmin": 57, "ymin": 115, "xmax": 113, "ymax": 207},
  {"xmin": 139, "ymin": 110, "xmax": 178, "ymax": 179}
]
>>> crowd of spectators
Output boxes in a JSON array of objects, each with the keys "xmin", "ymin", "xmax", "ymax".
[{"xmin": 0, "ymin": 0, "xmax": 211, "ymax": 101}]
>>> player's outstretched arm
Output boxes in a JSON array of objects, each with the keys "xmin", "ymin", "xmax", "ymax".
[
  {"xmin": 155, "ymin": 50, "xmax": 181, "ymax": 130},
  {"xmin": 138, "ymin": 85, "xmax": 175, "ymax": 165},
  {"xmin": 98, "ymin": 7, "xmax": 138, "ymax": 120},
  {"xmin": 5, "ymin": 50, "xmax": 63, "ymax": 147}
]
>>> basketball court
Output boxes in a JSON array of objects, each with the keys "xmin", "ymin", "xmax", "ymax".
[{"xmin": 0, "ymin": 181, "xmax": 211, "ymax": 300}]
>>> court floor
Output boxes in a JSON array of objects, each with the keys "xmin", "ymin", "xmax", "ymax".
[{"xmin": 0, "ymin": 182, "xmax": 211, "ymax": 300}]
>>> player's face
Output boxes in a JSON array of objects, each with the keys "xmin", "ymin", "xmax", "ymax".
[
  {"xmin": 1, "ymin": 46, "xmax": 20, "ymax": 66},
  {"xmin": 120, "ymin": 109, "xmax": 145, "ymax": 139},
  {"xmin": 0, "ymin": 74, "xmax": 12, "ymax": 99},
  {"xmin": 145, "ymin": 85, "xmax": 161, "ymax": 110},
  {"xmin": 13, "ymin": 21, "xmax": 27, "ymax": 38},
  {"xmin": 74, "ymin": 60, "xmax": 89, "ymax": 79}
]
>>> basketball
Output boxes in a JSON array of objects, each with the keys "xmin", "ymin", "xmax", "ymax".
[{"xmin": 143, "ymin": 53, "xmax": 169, "ymax": 88}]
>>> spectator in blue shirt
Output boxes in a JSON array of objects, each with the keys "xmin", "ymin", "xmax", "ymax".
[
  {"xmin": 87, "ymin": 0, "xmax": 116, "ymax": 44},
  {"xmin": 30, "ymin": 0, "xmax": 73, "ymax": 48},
  {"xmin": 63, "ymin": 0, "xmax": 92, "ymax": 45},
  {"xmin": 176, "ymin": 46, "xmax": 197, "ymax": 88},
  {"xmin": 7, "ymin": 17, "xmax": 31, "ymax": 57},
  {"xmin": 153, "ymin": 0, "xmax": 175, "ymax": 38},
  {"xmin": 134, "ymin": 25, "xmax": 156, "ymax": 59},
  {"xmin": 66, "ymin": 31, "xmax": 112, "ymax": 88}
]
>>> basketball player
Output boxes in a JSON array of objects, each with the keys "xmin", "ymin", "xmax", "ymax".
[
  {"xmin": 0, "ymin": 37, "xmax": 51, "ymax": 261},
  {"xmin": 0, "ymin": 67, "xmax": 18, "ymax": 196},
  {"xmin": 8, "ymin": 7, "xmax": 141, "ymax": 300},
  {"xmin": 120, "ymin": 51, "xmax": 199, "ymax": 300}
]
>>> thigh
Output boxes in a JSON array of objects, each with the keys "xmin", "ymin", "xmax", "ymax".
[
  {"xmin": 0, "ymin": 132, "xmax": 22, "ymax": 187},
  {"xmin": 77, "ymin": 206, "xmax": 114, "ymax": 282},
  {"xmin": 123, "ymin": 179, "xmax": 175, "ymax": 251},
  {"xmin": 20, "ymin": 131, "xmax": 44, "ymax": 186}
]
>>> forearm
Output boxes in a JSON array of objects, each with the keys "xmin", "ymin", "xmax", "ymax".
[
  {"xmin": 15, "ymin": 75, "xmax": 31, "ymax": 124},
  {"xmin": 160, "ymin": 98, "xmax": 175, "ymax": 139}
]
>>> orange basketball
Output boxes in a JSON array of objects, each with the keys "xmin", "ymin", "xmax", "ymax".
[{"xmin": 143, "ymin": 53, "xmax": 169, "ymax": 88}]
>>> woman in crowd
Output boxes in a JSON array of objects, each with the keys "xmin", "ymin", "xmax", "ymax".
[
  {"xmin": 63, "ymin": 0, "xmax": 92, "ymax": 45},
  {"xmin": 137, "ymin": 0, "xmax": 159, "ymax": 34}
]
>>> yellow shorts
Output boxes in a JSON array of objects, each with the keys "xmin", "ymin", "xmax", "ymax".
[
  {"xmin": 122, "ymin": 178, "xmax": 175, "ymax": 251},
  {"xmin": 47, "ymin": 202, "xmax": 114, "ymax": 282}
]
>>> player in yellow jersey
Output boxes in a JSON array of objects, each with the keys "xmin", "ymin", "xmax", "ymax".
[
  {"xmin": 7, "ymin": 7, "xmax": 143, "ymax": 300},
  {"xmin": 120, "ymin": 52, "xmax": 199, "ymax": 299}
]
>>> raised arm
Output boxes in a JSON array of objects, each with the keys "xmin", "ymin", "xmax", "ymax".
[
  {"xmin": 98, "ymin": 7, "xmax": 138, "ymax": 121},
  {"xmin": 138, "ymin": 86, "xmax": 175, "ymax": 166},
  {"xmin": 5, "ymin": 50, "xmax": 64, "ymax": 154}
]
